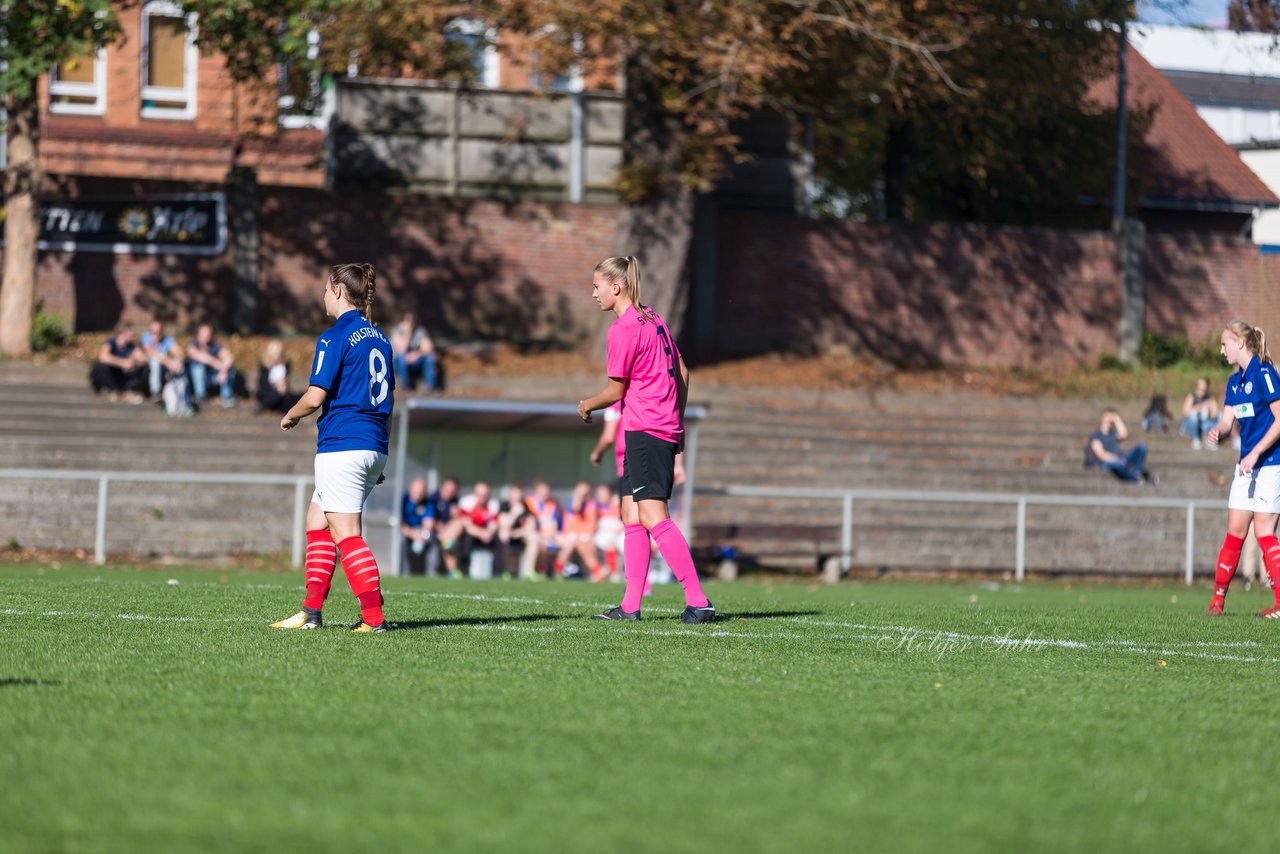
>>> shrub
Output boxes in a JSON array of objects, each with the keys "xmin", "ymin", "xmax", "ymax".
[{"xmin": 29, "ymin": 302, "xmax": 72, "ymax": 352}]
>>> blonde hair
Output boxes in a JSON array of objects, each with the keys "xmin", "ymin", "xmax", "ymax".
[
  {"xmin": 262, "ymin": 340, "xmax": 284, "ymax": 366},
  {"xmin": 1226, "ymin": 319, "xmax": 1272, "ymax": 365},
  {"xmin": 330, "ymin": 263, "xmax": 377, "ymax": 322},
  {"xmin": 595, "ymin": 255, "xmax": 654, "ymax": 322}
]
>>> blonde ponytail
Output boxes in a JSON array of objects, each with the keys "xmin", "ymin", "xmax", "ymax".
[
  {"xmin": 1227, "ymin": 319, "xmax": 1273, "ymax": 365},
  {"xmin": 595, "ymin": 255, "xmax": 654, "ymax": 322}
]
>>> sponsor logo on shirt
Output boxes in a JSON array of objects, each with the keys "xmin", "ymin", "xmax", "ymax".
[{"xmin": 1236, "ymin": 402, "xmax": 1256, "ymax": 418}]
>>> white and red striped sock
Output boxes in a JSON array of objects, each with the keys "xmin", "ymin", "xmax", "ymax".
[
  {"xmin": 301, "ymin": 529, "xmax": 337, "ymax": 611},
  {"xmin": 338, "ymin": 535, "xmax": 384, "ymax": 625}
]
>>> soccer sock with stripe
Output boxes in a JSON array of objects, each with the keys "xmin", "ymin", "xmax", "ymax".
[
  {"xmin": 338, "ymin": 535, "xmax": 384, "ymax": 626},
  {"xmin": 620, "ymin": 524, "xmax": 650, "ymax": 613},
  {"xmin": 1258, "ymin": 535, "xmax": 1280, "ymax": 607},
  {"xmin": 301, "ymin": 529, "xmax": 337, "ymax": 611},
  {"xmin": 1212, "ymin": 533, "xmax": 1245, "ymax": 606},
  {"xmin": 652, "ymin": 518, "xmax": 710, "ymax": 609}
]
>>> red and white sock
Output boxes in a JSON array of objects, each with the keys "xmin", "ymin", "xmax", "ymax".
[
  {"xmin": 302, "ymin": 529, "xmax": 337, "ymax": 611},
  {"xmin": 338, "ymin": 535, "xmax": 384, "ymax": 626},
  {"xmin": 1211, "ymin": 533, "xmax": 1245, "ymax": 607},
  {"xmin": 1258, "ymin": 535, "xmax": 1280, "ymax": 608},
  {"xmin": 652, "ymin": 519, "xmax": 709, "ymax": 608}
]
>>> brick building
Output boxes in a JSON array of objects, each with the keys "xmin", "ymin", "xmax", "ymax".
[{"xmin": 8, "ymin": 7, "xmax": 1280, "ymax": 368}]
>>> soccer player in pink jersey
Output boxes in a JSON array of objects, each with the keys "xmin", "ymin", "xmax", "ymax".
[{"xmin": 577, "ymin": 255, "xmax": 715, "ymax": 624}]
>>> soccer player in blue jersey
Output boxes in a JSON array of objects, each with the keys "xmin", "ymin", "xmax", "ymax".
[
  {"xmin": 1205, "ymin": 320, "xmax": 1280, "ymax": 617},
  {"xmin": 270, "ymin": 263, "xmax": 395, "ymax": 633}
]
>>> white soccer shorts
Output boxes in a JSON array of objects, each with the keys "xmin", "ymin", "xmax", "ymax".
[
  {"xmin": 312, "ymin": 450, "xmax": 388, "ymax": 514},
  {"xmin": 1228, "ymin": 465, "xmax": 1280, "ymax": 514}
]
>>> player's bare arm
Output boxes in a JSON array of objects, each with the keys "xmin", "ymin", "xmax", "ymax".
[
  {"xmin": 1207, "ymin": 408, "xmax": 1237, "ymax": 447},
  {"xmin": 280, "ymin": 385, "xmax": 329, "ymax": 431},
  {"xmin": 579, "ymin": 377, "xmax": 626, "ymax": 423}
]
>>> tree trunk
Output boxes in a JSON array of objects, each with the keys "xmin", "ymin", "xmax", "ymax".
[
  {"xmin": 0, "ymin": 96, "xmax": 41, "ymax": 357},
  {"xmin": 882, "ymin": 116, "xmax": 910, "ymax": 222},
  {"xmin": 594, "ymin": 50, "xmax": 696, "ymax": 356}
]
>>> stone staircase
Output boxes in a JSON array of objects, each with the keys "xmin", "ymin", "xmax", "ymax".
[{"xmin": 0, "ymin": 359, "xmax": 1237, "ymax": 577}]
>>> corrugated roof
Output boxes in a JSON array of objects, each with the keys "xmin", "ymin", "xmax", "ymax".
[{"xmin": 1088, "ymin": 46, "xmax": 1279, "ymax": 207}]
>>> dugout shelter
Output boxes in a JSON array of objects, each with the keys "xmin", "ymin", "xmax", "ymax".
[{"xmin": 366, "ymin": 398, "xmax": 707, "ymax": 575}]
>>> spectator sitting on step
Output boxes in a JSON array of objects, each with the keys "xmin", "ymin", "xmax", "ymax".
[
  {"xmin": 1141, "ymin": 393, "xmax": 1172, "ymax": 433},
  {"xmin": 1180, "ymin": 377, "xmax": 1220, "ymax": 450},
  {"xmin": 1085, "ymin": 409, "xmax": 1157, "ymax": 485},
  {"xmin": 558, "ymin": 480, "xmax": 602, "ymax": 581},
  {"xmin": 89, "ymin": 323, "xmax": 148, "ymax": 402},
  {"xmin": 399, "ymin": 477, "xmax": 432, "ymax": 576},
  {"xmin": 254, "ymin": 340, "xmax": 301, "ymax": 414},
  {"xmin": 497, "ymin": 484, "xmax": 539, "ymax": 580},
  {"xmin": 390, "ymin": 312, "xmax": 439, "ymax": 392},
  {"xmin": 455, "ymin": 482, "xmax": 501, "ymax": 579},
  {"xmin": 423, "ymin": 477, "xmax": 461, "ymax": 576},
  {"xmin": 186, "ymin": 324, "xmax": 238, "ymax": 409},
  {"xmin": 139, "ymin": 320, "xmax": 184, "ymax": 400},
  {"xmin": 524, "ymin": 479, "xmax": 562, "ymax": 579}
]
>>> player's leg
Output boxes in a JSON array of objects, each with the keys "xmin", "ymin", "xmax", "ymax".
[
  {"xmin": 271, "ymin": 498, "xmax": 334, "ymax": 629},
  {"xmin": 593, "ymin": 484, "xmax": 647, "ymax": 620},
  {"xmin": 1249, "ymin": 467, "xmax": 1280, "ymax": 617},
  {"xmin": 629, "ymin": 432, "xmax": 712, "ymax": 621},
  {"xmin": 1209, "ymin": 476, "xmax": 1254, "ymax": 614},
  {"xmin": 638, "ymin": 498, "xmax": 713, "ymax": 622},
  {"xmin": 328, "ymin": 452, "xmax": 390, "ymax": 632}
]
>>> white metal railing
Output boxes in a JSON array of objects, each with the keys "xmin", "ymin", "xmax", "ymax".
[
  {"xmin": 0, "ymin": 469, "xmax": 313, "ymax": 567},
  {"xmin": 1, "ymin": 468, "xmax": 1227, "ymax": 584},
  {"xmin": 705, "ymin": 486, "xmax": 1227, "ymax": 585}
]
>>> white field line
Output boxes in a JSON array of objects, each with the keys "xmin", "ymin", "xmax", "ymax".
[{"xmin": 3, "ymin": 604, "xmax": 1280, "ymax": 664}]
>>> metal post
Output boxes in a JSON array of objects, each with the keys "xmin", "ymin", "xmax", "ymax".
[
  {"xmin": 1015, "ymin": 497, "xmax": 1027, "ymax": 581},
  {"xmin": 94, "ymin": 476, "xmax": 109, "ymax": 565},
  {"xmin": 568, "ymin": 90, "xmax": 584, "ymax": 203},
  {"xmin": 680, "ymin": 422, "xmax": 699, "ymax": 540},
  {"xmin": 1185, "ymin": 503, "xmax": 1196, "ymax": 586},
  {"xmin": 389, "ymin": 405, "xmax": 410, "ymax": 576},
  {"xmin": 841, "ymin": 493, "xmax": 853, "ymax": 573},
  {"xmin": 292, "ymin": 478, "xmax": 308, "ymax": 569}
]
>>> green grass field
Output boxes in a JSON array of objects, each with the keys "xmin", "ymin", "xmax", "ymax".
[{"xmin": 3, "ymin": 565, "xmax": 1279, "ymax": 853}]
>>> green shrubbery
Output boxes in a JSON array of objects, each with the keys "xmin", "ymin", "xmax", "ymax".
[{"xmin": 29, "ymin": 302, "xmax": 72, "ymax": 352}]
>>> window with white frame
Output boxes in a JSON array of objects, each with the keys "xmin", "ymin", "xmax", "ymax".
[
  {"xmin": 278, "ymin": 28, "xmax": 333, "ymax": 129},
  {"xmin": 445, "ymin": 18, "xmax": 500, "ymax": 89},
  {"xmin": 141, "ymin": 1, "xmax": 198, "ymax": 119},
  {"xmin": 50, "ymin": 50, "xmax": 107, "ymax": 116}
]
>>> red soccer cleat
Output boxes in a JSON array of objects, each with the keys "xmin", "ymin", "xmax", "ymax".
[
  {"xmin": 1258, "ymin": 605, "xmax": 1280, "ymax": 619},
  {"xmin": 1207, "ymin": 600, "xmax": 1225, "ymax": 616}
]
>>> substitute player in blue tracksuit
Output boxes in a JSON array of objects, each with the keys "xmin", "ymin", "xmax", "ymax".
[
  {"xmin": 1205, "ymin": 320, "xmax": 1280, "ymax": 617},
  {"xmin": 271, "ymin": 263, "xmax": 395, "ymax": 633}
]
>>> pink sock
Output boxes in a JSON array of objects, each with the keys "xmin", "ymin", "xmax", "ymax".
[
  {"xmin": 620, "ymin": 524, "xmax": 650, "ymax": 613},
  {"xmin": 652, "ymin": 519, "xmax": 709, "ymax": 608}
]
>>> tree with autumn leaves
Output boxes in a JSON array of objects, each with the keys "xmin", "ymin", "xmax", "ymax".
[
  {"xmin": 2, "ymin": 1, "xmax": 1142, "ymax": 352},
  {"xmin": 1, "ymin": 1, "xmax": 125, "ymax": 356}
]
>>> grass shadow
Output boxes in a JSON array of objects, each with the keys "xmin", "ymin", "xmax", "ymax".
[
  {"xmin": 0, "ymin": 678, "xmax": 63, "ymax": 687},
  {"xmin": 391, "ymin": 613, "xmax": 564, "ymax": 631}
]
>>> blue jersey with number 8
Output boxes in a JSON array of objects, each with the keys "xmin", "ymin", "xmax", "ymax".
[
  {"xmin": 1225, "ymin": 354, "xmax": 1280, "ymax": 467},
  {"xmin": 309, "ymin": 309, "xmax": 394, "ymax": 454}
]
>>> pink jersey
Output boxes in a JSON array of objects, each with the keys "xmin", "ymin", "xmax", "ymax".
[{"xmin": 606, "ymin": 306, "xmax": 683, "ymax": 444}]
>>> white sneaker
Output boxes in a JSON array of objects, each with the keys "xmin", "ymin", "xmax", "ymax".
[{"xmin": 1192, "ymin": 438, "xmax": 1202, "ymax": 450}]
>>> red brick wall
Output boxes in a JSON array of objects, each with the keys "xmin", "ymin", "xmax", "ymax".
[
  {"xmin": 715, "ymin": 210, "xmax": 1280, "ymax": 368},
  {"xmin": 21, "ymin": 197, "xmax": 1280, "ymax": 369},
  {"xmin": 24, "ymin": 186, "xmax": 621, "ymax": 337},
  {"xmin": 257, "ymin": 188, "xmax": 621, "ymax": 339}
]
